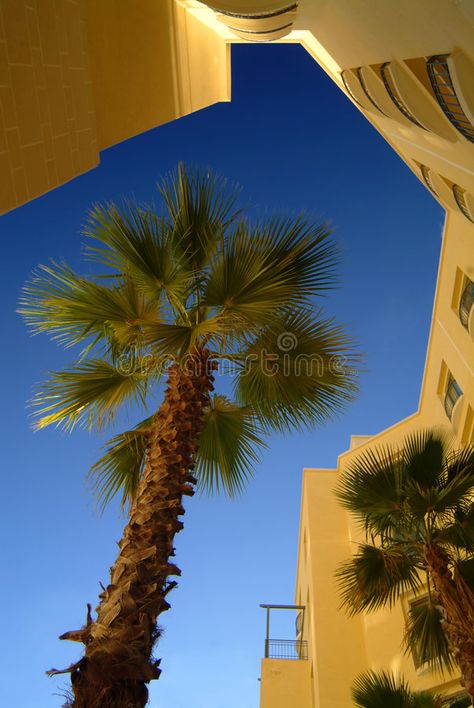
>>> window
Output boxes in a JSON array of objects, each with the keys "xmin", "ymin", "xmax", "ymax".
[
  {"xmin": 444, "ymin": 374, "xmax": 463, "ymax": 421},
  {"xmin": 459, "ymin": 277, "xmax": 474, "ymax": 330}
]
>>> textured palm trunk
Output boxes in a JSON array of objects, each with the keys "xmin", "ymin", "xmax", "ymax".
[
  {"xmin": 424, "ymin": 543, "xmax": 474, "ymax": 703},
  {"xmin": 53, "ymin": 350, "xmax": 216, "ymax": 707}
]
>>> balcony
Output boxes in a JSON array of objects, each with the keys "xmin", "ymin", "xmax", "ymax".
[
  {"xmin": 206, "ymin": 2, "xmax": 298, "ymax": 41},
  {"xmin": 259, "ymin": 604, "xmax": 311, "ymax": 708},
  {"xmin": 427, "ymin": 54, "xmax": 474, "ymax": 143},
  {"xmin": 379, "ymin": 60, "xmax": 456, "ymax": 139},
  {"xmin": 418, "ymin": 164, "xmax": 438, "ymax": 196},
  {"xmin": 380, "ymin": 62, "xmax": 425, "ymax": 129},
  {"xmin": 260, "ymin": 603, "xmax": 308, "ymax": 659},
  {"xmin": 452, "ymin": 185, "xmax": 474, "ymax": 223},
  {"xmin": 415, "ymin": 164, "xmax": 474, "ymax": 221}
]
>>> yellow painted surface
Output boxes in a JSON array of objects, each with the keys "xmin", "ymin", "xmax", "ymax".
[
  {"xmin": 0, "ymin": 0, "xmax": 98, "ymax": 213},
  {"xmin": 0, "ymin": 0, "xmax": 230, "ymax": 215},
  {"xmin": 260, "ymin": 659, "xmax": 312, "ymax": 708},
  {"xmin": 1, "ymin": 3, "xmax": 473, "ymax": 702}
]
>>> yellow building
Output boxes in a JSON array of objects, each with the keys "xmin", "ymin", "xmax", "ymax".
[{"xmin": 2, "ymin": 1, "xmax": 473, "ymax": 705}]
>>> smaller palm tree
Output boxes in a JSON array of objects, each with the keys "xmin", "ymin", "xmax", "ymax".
[
  {"xmin": 336, "ymin": 430, "xmax": 474, "ymax": 702},
  {"xmin": 352, "ymin": 670, "xmax": 441, "ymax": 708}
]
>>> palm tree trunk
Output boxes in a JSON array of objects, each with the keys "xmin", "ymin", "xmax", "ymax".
[
  {"xmin": 424, "ymin": 543, "xmax": 474, "ymax": 703},
  {"xmin": 56, "ymin": 350, "xmax": 216, "ymax": 707}
]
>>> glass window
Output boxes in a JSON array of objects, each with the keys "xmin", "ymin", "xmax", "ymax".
[
  {"xmin": 459, "ymin": 277, "xmax": 474, "ymax": 330},
  {"xmin": 444, "ymin": 375, "xmax": 463, "ymax": 420}
]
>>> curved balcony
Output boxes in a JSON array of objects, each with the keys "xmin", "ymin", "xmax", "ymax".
[
  {"xmin": 459, "ymin": 278, "xmax": 474, "ymax": 336},
  {"xmin": 356, "ymin": 66, "xmax": 401, "ymax": 120},
  {"xmin": 426, "ymin": 171, "xmax": 474, "ymax": 219},
  {"xmin": 379, "ymin": 61, "xmax": 456, "ymax": 140},
  {"xmin": 453, "ymin": 184, "xmax": 474, "ymax": 223},
  {"xmin": 206, "ymin": 1, "xmax": 298, "ymax": 41},
  {"xmin": 418, "ymin": 164, "xmax": 438, "ymax": 196},
  {"xmin": 427, "ymin": 54, "xmax": 474, "ymax": 143},
  {"xmin": 341, "ymin": 70, "xmax": 374, "ymax": 112}
]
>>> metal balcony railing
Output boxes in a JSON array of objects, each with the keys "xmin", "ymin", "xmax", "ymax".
[
  {"xmin": 265, "ymin": 639, "xmax": 308, "ymax": 660},
  {"xmin": 355, "ymin": 67, "xmax": 387, "ymax": 116},
  {"xmin": 427, "ymin": 55, "xmax": 474, "ymax": 143},
  {"xmin": 452, "ymin": 184, "xmax": 474, "ymax": 223},
  {"xmin": 380, "ymin": 63, "xmax": 425, "ymax": 128},
  {"xmin": 419, "ymin": 164, "xmax": 438, "ymax": 196}
]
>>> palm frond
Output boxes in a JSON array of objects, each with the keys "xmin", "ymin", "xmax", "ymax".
[
  {"xmin": 88, "ymin": 417, "xmax": 152, "ymax": 511},
  {"xmin": 33, "ymin": 359, "xmax": 148, "ymax": 431},
  {"xmin": 352, "ymin": 670, "xmax": 440, "ymax": 708},
  {"xmin": 402, "ymin": 430, "xmax": 448, "ymax": 489},
  {"xmin": 19, "ymin": 263, "xmax": 159, "ymax": 349},
  {"xmin": 444, "ymin": 444, "xmax": 474, "ymax": 484},
  {"xmin": 435, "ymin": 503, "xmax": 474, "ymax": 553},
  {"xmin": 195, "ymin": 396, "xmax": 267, "ymax": 496},
  {"xmin": 234, "ymin": 308, "xmax": 359, "ymax": 432},
  {"xmin": 203, "ymin": 215, "xmax": 338, "ymax": 324},
  {"xmin": 404, "ymin": 594, "xmax": 454, "ymax": 672},
  {"xmin": 337, "ymin": 543, "xmax": 423, "ymax": 615},
  {"xmin": 336, "ymin": 446, "xmax": 406, "ymax": 535},
  {"xmin": 159, "ymin": 163, "xmax": 241, "ymax": 268},
  {"xmin": 141, "ymin": 322, "xmax": 195, "ymax": 357},
  {"xmin": 84, "ymin": 202, "xmax": 189, "ymax": 306}
]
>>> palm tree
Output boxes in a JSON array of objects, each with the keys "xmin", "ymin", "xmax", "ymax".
[
  {"xmin": 336, "ymin": 430, "xmax": 474, "ymax": 703},
  {"xmin": 20, "ymin": 164, "xmax": 359, "ymax": 707},
  {"xmin": 352, "ymin": 670, "xmax": 442, "ymax": 708}
]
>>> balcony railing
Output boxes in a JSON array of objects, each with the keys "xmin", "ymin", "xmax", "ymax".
[
  {"xmin": 380, "ymin": 63, "xmax": 425, "ymax": 128},
  {"xmin": 419, "ymin": 164, "xmax": 438, "ymax": 196},
  {"xmin": 356, "ymin": 67, "xmax": 387, "ymax": 116},
  {"xmin": 427, "ymin": 55, "xmax": 474, "ymax": 143},
  {"xmin": 265, "ymin": 638, "xmax": 308, "ymax": 660},
  {"xmin": 453, "ymin": 184, "xmax": 474, "ymax": 223}
]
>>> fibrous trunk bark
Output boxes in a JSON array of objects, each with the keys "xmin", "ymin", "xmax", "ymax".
[
  {"xmin": 53, "ymin": 350, "xmax": 216, "ymax": 707},
  {"xmin": 424, "ymin": 543, "xmax": 474, "ymax": 703}
]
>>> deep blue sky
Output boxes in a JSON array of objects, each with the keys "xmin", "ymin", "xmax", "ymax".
[{"xmin": 0, "ymin": 44, "xmax": 443, "ymax": 708}]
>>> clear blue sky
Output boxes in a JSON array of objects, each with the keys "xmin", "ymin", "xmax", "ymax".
[{"xmin": 0, "ymin": 44, "xmax": 443, "ymax": 708}]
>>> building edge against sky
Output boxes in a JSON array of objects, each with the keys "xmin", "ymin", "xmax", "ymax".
[{"xmin": 1, "ymin": 1, "xmax": 473, "ymax": 706}]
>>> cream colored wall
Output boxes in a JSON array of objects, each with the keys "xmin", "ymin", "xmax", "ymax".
[
  {"xmin": 0, "ymin": 0, "xmax": 230, "ymax": 215},
  {"xmin": 0, "ymin": 0, "xmax": 98, "ymax": 214},
  {"xmin": 260, "ymin": 658, "xmax": 312, "ymax": 708},
  {"xmin": 295, "ymin": 470, "xmax": 369, "ymax": 708},
  {"xmin": 85, "ymin": 0, "xmax": 230, "ymax": 151}
]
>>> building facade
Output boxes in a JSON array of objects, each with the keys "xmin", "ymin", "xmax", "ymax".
[{"xmin": 1, "ymin": 1, "xmax": 473, "ymax": 705}]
